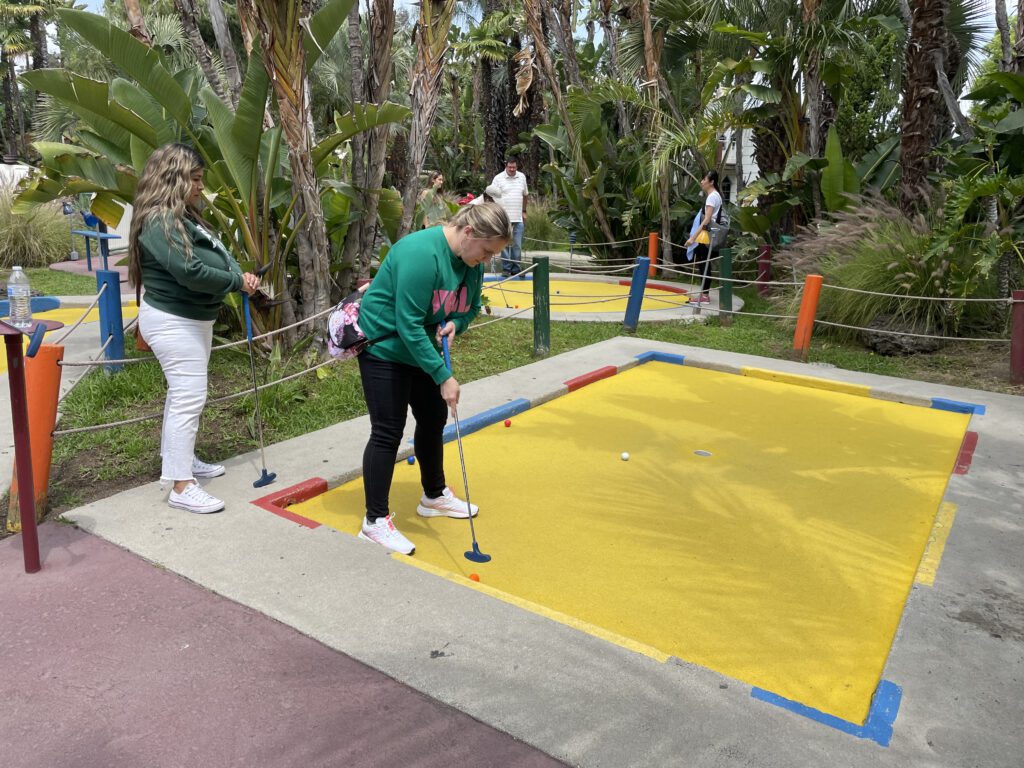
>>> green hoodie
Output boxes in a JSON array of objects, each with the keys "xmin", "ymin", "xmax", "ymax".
[
  {"xmin": 359, "ymin": 226, "xmax": 482, "ymax": 384},
  {"xmin": 139, "ymin": 216, "xmax": 243, "ymax": 321}
]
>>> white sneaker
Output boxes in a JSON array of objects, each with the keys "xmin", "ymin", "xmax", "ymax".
[
  {"xmin": 358, "ymin": 515, "xmax": 415, "ymax": 555},
  {"xmin": 168, "ymin": 482, "xmax": 225, "ymax": 514},
  {"xmin": 416, "ymin": 487, "xmax": 479, "ymax": 519},
  {"xmin": 191, "ymin": 457, "xmax": 226, "ymax": 478}
]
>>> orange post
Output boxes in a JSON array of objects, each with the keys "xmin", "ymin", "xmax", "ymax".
[
  {"xmin": 792, "ymin": 274, "xmax": 823, "ymax": 362},
  {"xmin": 647, "ymin": 232, "xmax": 658, "ymax": 277},
  {"xmin": 7, "ymin": 343, "xmax": 64, "ymax": 531}
]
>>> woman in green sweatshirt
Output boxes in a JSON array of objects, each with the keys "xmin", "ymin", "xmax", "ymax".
[
  {"xmin": 128, "ymin": 144, "xmax": 261, "ymax": 515},
  {"xmin": 356, "ymin": 202, "xmax": 511, "ymax": 555}
]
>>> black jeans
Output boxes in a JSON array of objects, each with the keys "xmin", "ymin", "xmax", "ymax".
[
  {"xmin": 358, "ymin": 351, "xmax": 447, "ymax": 521},
  {"xmin": 693, "ymin": 243, "xmax": 713, "ymax": 294}
]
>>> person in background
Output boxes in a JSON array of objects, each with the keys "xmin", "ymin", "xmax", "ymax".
[
  {"xmin": 355, "ymin": 202, "xmax": 512, "ymax": 555},
  {"xmin": 490, "ymin": 158, "xmax": 528, "ymax": 275},
  {"xmin": 683, "ymin": 170, "xmax": 723, "ymax": 303},
  {"xmin": 128, "ymin": 143, "xmax": 261, "ymax": 514},
  {"xmin": 418, "ymin": 171, "xmax": 448, "ymax": 228}
]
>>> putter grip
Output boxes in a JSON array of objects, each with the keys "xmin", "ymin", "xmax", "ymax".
[
  {"xmin": 242, "ymin": 292, "xmax": 253, "ymax": 338},
  {"xmin": 442, "ymin": 335, "xmax": 451, "ymax": 371}
]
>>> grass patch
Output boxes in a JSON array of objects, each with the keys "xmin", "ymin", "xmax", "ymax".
[
  {"xmin": 10, "ymin": 284, "xmax": 1018, "ymax": 534},
  {"xmin": 23, "ymin": 267, "xmax": 100, "ymax": 296}
]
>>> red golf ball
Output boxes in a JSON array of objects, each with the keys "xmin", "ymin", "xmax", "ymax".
[{"xmin": 504, "ymin": 419, "xmax": 511, "ymax": 427}]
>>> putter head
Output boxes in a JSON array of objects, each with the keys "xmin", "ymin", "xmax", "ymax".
[
  {"xmin": 253, "ymin": 469, "xmax": 277, "ymax": 488},
  {"xmin": 464, "ymin": 544, "xmax": 491, "ymax": 563}
]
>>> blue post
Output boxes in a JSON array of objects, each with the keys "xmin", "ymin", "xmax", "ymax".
[
  {"xmin": 96, "ymin": 270, "xmax": 124, "ymax": 373},
  {"xmin": 623, "ymin": 257, "xmax": 650, "ymax": 333}
]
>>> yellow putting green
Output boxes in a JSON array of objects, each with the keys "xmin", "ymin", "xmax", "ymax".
[
  {"xmin": 0, "ymin": 305, "xmax": 139, "ymax": 375},
  {"xmin": 291, "ymin": 362, "xmax": 969, "ymax": 724},
  {"xmin": 483, "ymin": 278, "xmax": 687, "ymax": 313}
]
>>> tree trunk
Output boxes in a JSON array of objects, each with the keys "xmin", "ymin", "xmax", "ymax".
[
  {"xmin": 339, "ymin": 1, "xmax": 367, "ymax": 292},
  {"xmin": 30, "ymin": 14, "xmax": 47, "ymax": 69},
  {"xmin": 523, "ymin": 0, "xmax": 617, "ymax": 249},
  {"xmin": 547, "ymin": 2, "xmax": 583, "ymax": 90},
  {"xmin": 599, "ymin": 2, "xmax": 628, "ymax": 131},
  {"xmin": 400, "ymin": 0, "xmax": 456, "ymax": 238},
  {"xmin": 481, "ymin": 0, "xmax": 507, "ymax": 176},
  {"xmin": 174, "ymin": 0, "xmax": 229, "ymax": 104},
  {"xmin": 2, "ymin": 52, "xmax": 16, "ymax": 157},
  {"xmin": 358, "ymin": 0, "xmax": 396, "ymax": 272},
  {"xmin": 1015, "ymin": 1, "xmax": 1024, "ymax": 73},
  {"xmin": 207, "ymin": 0, "xmax": 243, "ymax": 106},
  {"xmin": 735, "ymin": 126, "xmax": 744, "ymax": 195},
  {"xmin": 899, "ymin": 0, "xmax": 950, "ymax": 216},
  {"xmin": 122, "ymin": 0, "xmax": 153, "ymax": 46},
  {"xmin": 994, "ymin": 0, "xmax": 1013, "ymax": 72}
]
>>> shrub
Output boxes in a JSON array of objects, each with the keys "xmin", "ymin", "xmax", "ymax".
[
  {"xmin": 523, "ymin": 199, "xmax": 569, "ymax": 251},
  {"xmin": 775, "ymin": 198, "xmax": 999, "ymax": 337},
  {"xmin": 0, "ymin": 188, "xmax": 75, "ymax": 269}
]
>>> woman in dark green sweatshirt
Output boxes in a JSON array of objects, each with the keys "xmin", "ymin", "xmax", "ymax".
[
  {"xmin": 356, "ymin": 202, "xmax": 511, "ymax": 555},
  {"xmin": 128, "ymin": 144, "xmax": 261, "ymax": 515}
]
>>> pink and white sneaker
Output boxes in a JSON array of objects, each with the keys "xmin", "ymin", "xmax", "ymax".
[
  {"xmin": 416, "ymin": 487, "xmax": 479, "ymax": 519},
  {"xmin": 358, "ymin": 515, "xmax": 415, "ymax": 555}
]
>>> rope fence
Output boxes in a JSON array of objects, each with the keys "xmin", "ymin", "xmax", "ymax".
[{"xmin": 53, "ymin": 283, "xmax": 108, "ymax": 345}]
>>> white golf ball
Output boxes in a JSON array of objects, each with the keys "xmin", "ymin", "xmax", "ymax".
[{"xmin": 621, "ymin": 452, "xmax": 630, "ymax": 461}]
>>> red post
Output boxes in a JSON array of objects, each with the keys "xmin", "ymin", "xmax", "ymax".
[
  {"xmin": 647, "ymin": 232, "xmax": 658, "ymax": 277},
  {"xmin": 757, "ymin": 245, "xmax": 772, "ymax": 297},
  {"xmin": 4, "ymin": 333, "xmax": 41, "ymax": 573},
  {"xmin": 1011, "ymin": 290, "xmax": 1024, "ymax": 385},
  {"xmin": 792, "ymin": 274, "xmax": 823, "ymax": 362}
]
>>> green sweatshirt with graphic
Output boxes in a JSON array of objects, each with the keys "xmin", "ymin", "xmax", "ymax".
[
  {"xmin": 139, "ymin": 216, "xmax": 243, "ymax": 321},
  {"xmin": 359, "ymin": 226, "xmax": 483, "ymax": 384}
]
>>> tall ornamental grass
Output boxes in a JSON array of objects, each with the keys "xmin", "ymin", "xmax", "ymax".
[{"xmin": 0, "ymin": 188, "xmax": 74, "ymax": 269}]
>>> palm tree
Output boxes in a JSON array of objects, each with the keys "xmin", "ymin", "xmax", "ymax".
[
  {"xmin": 899, "ymin": 0, "xmax": 955, "ymax": 215},
  {"xmin": 399, "ymin": 0, "xmax": 456, "ymax": 237},
  {"xmin": 206, "ymin": 0, "xmax": 243, "ymax": 105},
  {"xmin": 1, "ymin": 1, "xmax": 40, "ymax": 157},
  {"xmin": 237, "ymin": 0, "xmax": 346, "ymax": 321}
]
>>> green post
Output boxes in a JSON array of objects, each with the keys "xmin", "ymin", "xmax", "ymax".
[
  {"xmin": 719, "ymin": 248, "xmax": 733, "ymax": 326},
  {"xmin": 532, "ymin": 256, "xmax": 550, "ymax": 357}
]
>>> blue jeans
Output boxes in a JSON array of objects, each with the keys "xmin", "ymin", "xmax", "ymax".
[{"xmin": 502, "ymin": 221, "xmax": 525, "ymax": 274}]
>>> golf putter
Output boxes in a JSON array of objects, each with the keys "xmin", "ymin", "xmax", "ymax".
[
  {"xmin": 442, "ymin": 336, "xmax": 491, "ymax": 563},
  {"xmin": 243, "ymin": 292, "xmax": 276, "ymax": 488}
]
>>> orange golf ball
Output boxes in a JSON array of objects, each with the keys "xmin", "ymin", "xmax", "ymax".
[{"xmin": 469, "ymin": 573, "xmax": 480, "ymax": 582}]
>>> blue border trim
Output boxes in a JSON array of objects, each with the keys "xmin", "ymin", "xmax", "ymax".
[
  {"xmin": 441, "ymin": 398, "xmax": 532, "ymax": 443},
  {"xmin": 931, "ymin": 397, "xmax": 986, "ymax": 415},
  {"xmin": 635, "ymin": 351, "xmax": 687, "ymax": 366},
  {"xmin": 751, "ymin": 680, "xmax": 902, "ymax": 747}
]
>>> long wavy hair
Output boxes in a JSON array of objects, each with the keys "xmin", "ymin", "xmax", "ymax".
[{"xmin": 128, "ymin": 143, "xmax": 205, "ymax": 288}]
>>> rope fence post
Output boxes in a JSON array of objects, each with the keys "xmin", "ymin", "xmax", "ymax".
[
  {"xmin": 568, "ymin": 231, "xmax": 577, "ymax": 272},
  {"xmin": 532, "ymin": 256, "xmax": 550, "ymax": 357},
  {"xmin": 792, "ymin": 274, "xmax": 823, "ymax": 362},
  {"xmin": 623, "ymin": 257, "xmax": 651, "ymax": 333},
  {"xmin": 1011, "ymin": 290, "xmax": 1024, "ymax": 385},
  {"xmin": 719, "ymin": 248, "xmax": 733, "ymax": 326},
  {"xmin": 647, "ymin": 232, "xmax": 659, "ymax": 277},
  {"xmin": 757, "ymin": 245, "xmax": 773, "ymax": 297},
  {"xmin": 2, "ymin": 323, "xmax": 40, "ymax": 572},
  {"xmin": 96, "ymin": 269, "xmax": 124, "ymax": 374}
]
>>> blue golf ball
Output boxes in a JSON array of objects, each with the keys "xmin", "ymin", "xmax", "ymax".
[{"xmin": 407, "ymin": 456, "xmax": 416, "ymax": 465}]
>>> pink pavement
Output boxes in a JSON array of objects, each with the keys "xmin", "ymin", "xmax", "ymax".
[{"xmin": 0, "ymin": 523, "xmax": 564, "ymax": 768}]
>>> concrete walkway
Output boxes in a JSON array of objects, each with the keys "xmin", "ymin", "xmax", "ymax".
[
  {"xmin": 0, "ymin": 523, "xmax": 564, "ymax": 768},
  {"xmin": 0, "ymin": 337, "xmax": 1014, "ymax": 767}
]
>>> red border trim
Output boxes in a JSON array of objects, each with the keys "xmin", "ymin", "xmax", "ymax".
[
  {"xmin": 618, "ymin": 279, "xmax": 689, "ymax": 294},
  {"xmin": 252, "ymin": 477, "xmax": 327, "ymax": 528},
  {"xmin": 954, "ymin": 431, "xmax": 979, "ymax": 475},
  {"xmin": 564, "ymin": 365, "xmax": 618, "ymax": 392}
]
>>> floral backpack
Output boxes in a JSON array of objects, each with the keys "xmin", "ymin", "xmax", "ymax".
[{"xmin": 326, "ymin": 286, "xmax": 396, "ymax": 360}]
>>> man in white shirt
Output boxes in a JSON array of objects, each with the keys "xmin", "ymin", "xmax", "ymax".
[{"xmin": 490, "ymin": 158, "xmax": 529, "ymax": 275}]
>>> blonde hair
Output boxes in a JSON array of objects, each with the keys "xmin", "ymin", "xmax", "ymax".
[
  {"xmin": 128, "ymin": 143, "xmax": 205, "ymax": 288},
  {"xmin": 449, "ymin": 201, "xmax": 512, "ymax": 240}
]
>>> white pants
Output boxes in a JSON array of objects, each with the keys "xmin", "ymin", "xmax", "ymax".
[{"xmin": 139, "ymin": 302, "xmax": 214, "ymax": 483}]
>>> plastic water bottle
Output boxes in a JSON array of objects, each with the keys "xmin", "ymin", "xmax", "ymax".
[{"xmin": 6, "ymin": 266, "xmax": 32, "ymax": 328}]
